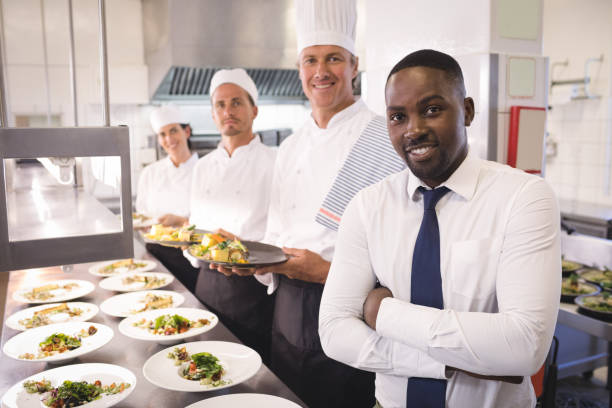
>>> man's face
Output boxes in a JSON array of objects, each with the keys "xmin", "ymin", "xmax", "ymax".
[
  {"xmin": 385, "ymin": 66, "xmax": 474, "ymax": 188},
  {"xmin": 211, "ymin": 83, "xmax": 258, "ymax": 137},
  {"xmin": 157, "ymin": 123, "xmax": 190, "ymax": 157},
  {"xmin": 298, "ymin": 45, "xmax": 358, "ymax": 111}
]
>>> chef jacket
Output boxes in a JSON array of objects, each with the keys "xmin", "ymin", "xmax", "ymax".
[
  {"xmin": 319, "ymin": 152, "xmax": 561, "ymax": 408},
  {"xmin": 136, "ymin": 153, "xmax": 198, "ymax": 218},
  {"xmin": 259, "ymin": 99, "xmax": 376, "ymax": 292},
  {"xmin": 189, "ymin": 136, "xmax": 276, "ymax": 241}
]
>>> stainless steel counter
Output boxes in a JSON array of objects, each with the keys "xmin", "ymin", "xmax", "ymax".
[{"xmin": 0, "ymin": 241, "xmax": 305, "ymax": 407}]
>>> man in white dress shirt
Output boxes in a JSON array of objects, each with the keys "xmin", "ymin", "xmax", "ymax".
[
  {"xmin": 189, "ymin": 68, "xmax": 277, "ymax": 364},
  {"xmin": 319, "ymin": 49, "xmax": 561, "ymax": 408}
]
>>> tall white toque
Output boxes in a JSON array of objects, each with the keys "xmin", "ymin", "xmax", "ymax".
[
  {"xmin": 295, "ymin": 0, "xmax": 356, "ymax": 56},
  {"xmin": 150, "ymin": 105, "xmax": 185, "ymax": 134},
  {"xmin": 209, "ymin": 68, "xmax": 259, "ymax": 104}
]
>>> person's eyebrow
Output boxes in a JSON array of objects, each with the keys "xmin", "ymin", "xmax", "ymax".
[{"xmin": 418, "ymin": 94, "xmax": 446, "ymax": 105}]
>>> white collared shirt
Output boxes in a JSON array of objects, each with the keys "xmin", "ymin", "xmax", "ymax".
[
  {"xmin": 189, "ymin": 136, "xmax": 276, "ymax": 241},
  {"xmin": 259, "ymin": 99, "xmax": 376, "ymax": 292},
  {"xmin": 136, "ymin": 153, "xmax": 198, "ymax": 218},
  {"xmin": 319, "ymin": 153, "xmax": 561, "ymax": 408}
]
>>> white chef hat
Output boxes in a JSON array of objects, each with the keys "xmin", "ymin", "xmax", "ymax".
[
  {"xmin": 149, "ymin": 105, "xmax": 185, "ymax": 134},
  {"xmin": 209, "ymin": 68, "xmax": 259, "ymax": 104},
  {"xmin": 295, "ymin": 0, "xmax": 356, "ymax": 56}
]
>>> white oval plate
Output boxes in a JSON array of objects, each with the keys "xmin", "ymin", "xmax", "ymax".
[
  {"xmin": 100, "ymin": 290, "xmax": 185, "ymax": 317},
  {"xmin": 13, "ymin": 280, "xmax": 96, "ymax": 304},
  {"xmin": 3, "ymin": 322, "xmax": 113, "ymax": 363},
  {"xmin": 143, "ymin": 341, "xmax": 261, "ymax": 392},
  {"xmin": 88, "ymin": 259, "xmax": 157, "ymax": 277},
  {"xmin": 186, "ymin": 394, "xmax": 302, "ymax": 408},
  {"xmin": 99, "ymin": 272, "xmax": 173, "ymax": 292},
  {"xmin": 5, "ymin": 302, "xmax": 99, "ymax": 331},
  {"xmin": 118, "ymin": 307, "xmax": 217, "ymax": 345},
  {"xmin": 1, "ymin": 363, "xmax": 136, "ymax": 408}
]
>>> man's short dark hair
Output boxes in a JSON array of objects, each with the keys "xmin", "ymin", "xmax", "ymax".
[{"xmin": 386, "ymin": 49, "xmax": 466, "ymax": 95}]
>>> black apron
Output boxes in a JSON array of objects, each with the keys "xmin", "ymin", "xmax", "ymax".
[
  {"xmin": 194, "ymin": 266, "xmax": 274, "ymax": 365},
  {"xmin": 271, "ymin": 275, "xmax": 375, "ymax": 408},
  {"xmin": 145, "ymin": 243, "xmax": 199, "ymax": 292}
]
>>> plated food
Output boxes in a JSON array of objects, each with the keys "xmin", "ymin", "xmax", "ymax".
[
  {"xmin": 188, "ymin": 238, "xmax": 288, "ymax": 268},
  {"xmin": 99, "ymin": 290, "xmax": 185, "ymax": 317},
  {"xmin": 99, "ymin": 272, "xmax": 173, "ymax": 292},
  {"xmin": 3, "ymin": 322, "xmax": 113, "ymax": 363},
  {"xmin": 118, "ymin": 308, "xmax": 217, "ymax": 345},
  {"xmin": 143, "ymin": 341, "xmax": 261, "ymax": 392},
  {"xmin": 1, "ymin": 363, "xmax": 136, "ymax": 408},
  {"xmin": 13, "ymin": 280, "xmax": 95, "ymax": 304},
  {"xmin": 143, "ymin": 224, "xmax": 204, "ymax": 246},
  {"xmin": 185, "ymin": 393, "xmax": 303, "ymax": 408},
  {"xmin": 133, "ymin": 212, "xmax": 157, "ymax": 228},
  {"xmin": 561, "ymin": 274, "xmax": 600, "ymax": 303},
  {"xmin": 88, "ymin": 258, "xmax": 156, "ymax": 277},
  {"xmin": 578, "ymin": 268, "xmax": 612, "ymax": 290},
  {"xmin": 561, "ymin": 259, "xmax": 584, "ymax": 276},
  {"xmin": 575, "ymin": 293, "xmax": 612, "ymax": 321},
  {"xmin": 5, "ymin": 302, "xmax": 99, "ymax": 331}
]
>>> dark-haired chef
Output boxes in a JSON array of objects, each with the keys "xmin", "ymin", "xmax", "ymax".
[
  {"xmin": 137, "ymin": 105, "xmax": 200, "ymax": 291},
  {"xmin": 185, "ymin": 68, "xmax": 276, "ymax": 363},
  {"xmin": 319, "ymin": 49, "xmax": 561, "ymax": 408}
]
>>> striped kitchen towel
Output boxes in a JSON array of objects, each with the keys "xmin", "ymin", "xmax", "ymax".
[{"xmin": 315, "ymin": 115, "xmax": 406, "ymax": 231}]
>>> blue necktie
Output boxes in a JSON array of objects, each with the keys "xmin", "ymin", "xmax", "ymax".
[{"xmin": 406, "ymin": 186, "xmax": 450, "ymax": 408}]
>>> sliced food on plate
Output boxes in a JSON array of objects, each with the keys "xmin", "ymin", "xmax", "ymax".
[
  {"xmin": 99, "ymin": 290, "xmax": 185, "ymax": 317},
  {"xmin": 133, "ymin": 212, "xmax": 157, "ymax": 228},
  {"xmin": 6, "ymin": 302, "xmax": 99, "ymax": 331},
  {"xmin": 1, "ymin": 363, "xmax": 136, "ymax": 408},
  {"xmin": 143, "ymin": 224, "xmax": 203, "ymax": 246},
  {"xmin": 13, "ymin": 280, "xmax": 95, "ymax": 304},
  {"xmin": 561, "ymin": 274, "xmax": 600, "ymax": 302},
  {"xmin": 99, "ymin": 272, "xmax": 173, "ymax": 292},
  {"xmin": 88, "ymin": 258, "xmax": 156, "ymax": 277},
  {"xmin": 190, "ymin": 233, "xmax": 249, "ymax": 263}
]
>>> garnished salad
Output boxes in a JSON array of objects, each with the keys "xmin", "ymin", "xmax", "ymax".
[
  {"xmin": 167, "ymin": 347, "xmax": 230, "ymax": 387},
  {"xmin": 132, "ymin": 314, "xmax": 210, "ymax": 335},
  {"xmin": 19, "ymin": 326, "xmax": 97, "ymax": 360},
  {"xmin": 190, "ymin": 233, "xmax": 249, "ymax": 263},
  {"xmin": 23, "ymin": 379, "xmax": 130, "ymax": 408}
]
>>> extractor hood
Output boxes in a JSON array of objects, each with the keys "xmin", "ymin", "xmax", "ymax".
[{"xmin": 143, "ymin": 0, "xmax": 361, "ymax": 103}]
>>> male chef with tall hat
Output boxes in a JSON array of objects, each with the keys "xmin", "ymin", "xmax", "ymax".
[
  {"xmin": 212, "ymin": 0, "xmax": 404, "ymax": 406},
  {"xmin": 184, "ymin": 68, "xmax": 277, "ymax": 363}
]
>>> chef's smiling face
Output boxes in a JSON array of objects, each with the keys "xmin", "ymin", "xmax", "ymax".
[
  {"xmin": 211, "ymin": 83, "xmax": 258, "ymax": 137},
  {"xmin": 298, "ymin": 45, "xmax": 357, "ymax": 113},
  {"xmin": 157, "ymin": 123, "xmax": 190, "ymax": 159},
  {"xmin": 385, "ymin": 66, "xmax": 474, "ymax": 188}
]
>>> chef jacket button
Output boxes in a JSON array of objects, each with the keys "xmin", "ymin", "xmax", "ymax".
[
  {"xmin": 296, "ymin": 169, "xmax": 301, "ymax": 174},
  {"xmin": 291, "ymin": 204, "xmax": 297, "ymax": 210},
  {"xmin": 235, "ymin": 190, "xmax": 240, "ymax": 195}
]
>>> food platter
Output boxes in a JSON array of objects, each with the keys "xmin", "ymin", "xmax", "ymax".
[
  {"xmin": 13, "ymin": 280, "xmax": 96, "ymax": 304},
  {"xmin": 5, "ymin": 302, "xmax": 99, "ymax": 331},
  {"xmin": 99, "ymin": 290, "xmax": 185, "ymax": 317},
  {"xmin": 143, "ymin": 341, "xmax": 261, "ymax": 392},
  {"xmin": 186, "ymin": 394, "xmax": 302, "ymax": 408},
  {"xmin": 561, "ymin": 259, "xmax": 584, "ymax": 277},
  {"xmin": 88, "ymin": 259, "xmax": 157, "ymax": 277},
  {"xmin": 577, "ymin": 268, "xmax": 612, "ymax": 291},
  {"xmin": 118, "ymin": 307, "xmax": 218, "ymax": 345},
  {"xmin": 188, "ymin": 240, "xmax": 288, "ymax": 268},
  {"xmin": 575, "ymin": 294, "xmax": 612, "ymax": 321},
  {"xmin": 3, "ymin": 322, "xmax": 113, "ymax": 363},
  {"xmin": 99, "ymin": 272, "xmax": 174, "ymax": 292},
  {"xmin": 1, "ymin": 363, "xmax": 135, "ymax": 408},
  {"xmin": 142, "ymin": 226, "xmax": 207, "ymax": 247}
]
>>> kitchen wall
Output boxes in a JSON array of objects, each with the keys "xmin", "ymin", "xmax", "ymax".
[{"xmin": 542, "ymin": 0, "xmax": 612, "ymax": 207}]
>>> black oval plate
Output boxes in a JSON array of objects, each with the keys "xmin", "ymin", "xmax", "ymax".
[
  {"xmin": 577, "ymin": 268, "xmax": 612, "ymax": 289},
  {"xmin": 188, "ymin": 240, "xmax": 288, "ymax": 268},
  {"xmin": 561, "ymin": 281, "xmax": 600, "ymax": 303},
  {"xmin": 575, "ymin": 294, "xmax": 612, "ymax": 322}
]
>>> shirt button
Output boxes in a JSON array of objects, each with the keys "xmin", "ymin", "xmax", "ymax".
[
  {"xmin": 291, "ymin": 204, "xmax": 297, "ymax": 210},
  {"xmin": 206, "ymin": 189, "xmax": 211, "ymax": 194},
  {"xmin": 296, "ymin": 169, "xmax": 301, "ymax": 175},
  {"xmin": 235, "ymin": 190, "xmax": 241, "ymax": 195}
]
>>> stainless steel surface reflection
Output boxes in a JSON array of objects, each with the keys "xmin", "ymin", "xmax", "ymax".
[{"xmin": 0, "ymin": 241, "xmax": 305, "ymax": 407}]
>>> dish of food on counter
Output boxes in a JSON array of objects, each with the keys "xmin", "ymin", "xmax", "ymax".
[
  {"xmin": 88, "ymin": 258, "xmax": 156, "ymax": 277},
  {"xmin": 578, "ymin": 268, "xmax": 612, "ymax": 290},
  {"xmin": 2, "ymin": 322, "xmax": 114, "ymax": 363},
  {"xmin": 1, "ymin": 363, "xmax": 136, "ymax": 408},
  {"xmin": 99, "ymin": 272, "xmax": 174, "ymax": 292},
  {"xmin": 143, "ymin": 340, "xmax": 261, "ymax": 392},
  {"xmin": 143, "ymin": 224, "xmax": 204, "ymax": 246},
  {"xmin": 99, "ymin": 290, "xmax": 185, "ymax": 317},
  {"xmin": 561, "ymin": 259, "xmax": 584, "ymax": 276},
  {"xmin": 575, "ymin": 293, "xmax": 612, "ymax": 321},
  {"xmin": 188, "ymin": 235, "xmax": 288, "ymax": 268},
  {"xmin": 6, "ymin": 302, "xmax": 99, "ymax": 331},
  {"xmin": 561, "ymin": 274, "xmax": 600, "ymax": 303},
  {"xmin": 118, "ymin": 308, "xmax": 217, "ymax": 345},
  {"xmin": 133, "ymin": 212, "xmax": 157, "ymax": 228},
  {"xmin": 13, "ymin": 280, "xmax": 96, "ymax": 304}
]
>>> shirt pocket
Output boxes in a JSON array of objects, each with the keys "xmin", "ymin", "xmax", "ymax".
[{"xmin": 448, "ymin": 236, "xmax": 503, "ymax": 301}]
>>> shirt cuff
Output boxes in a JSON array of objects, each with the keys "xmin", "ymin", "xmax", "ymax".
[
  {"xmin": 254, "ymin": 272, "xmax": 278, "ymax": 294},
  {"xmin": 376, "ymin": 297, "xmax": 440, "ymax": 353}
]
